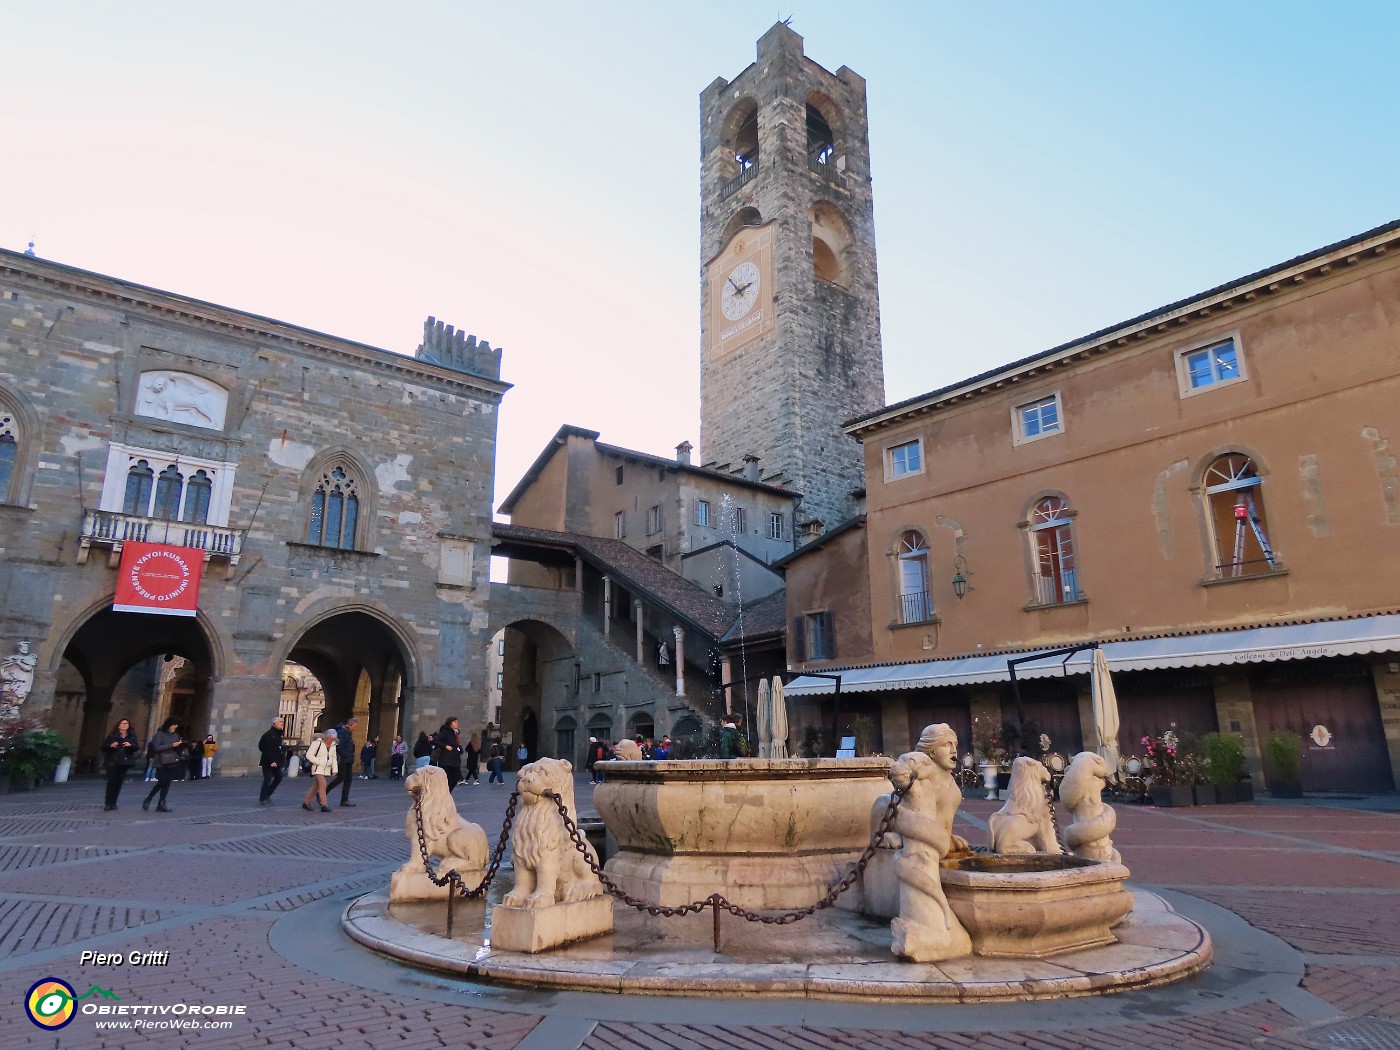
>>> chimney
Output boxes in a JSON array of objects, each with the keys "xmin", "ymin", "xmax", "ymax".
[
  {"xmin": 742, "ymin": 454, "xmax": 761, "ymax": 482},
  {"xmin": 675, "ymin": 441, "xmax": 693, "ymax": 466}
]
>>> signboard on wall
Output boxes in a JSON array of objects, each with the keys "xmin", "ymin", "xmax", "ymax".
[{"xmin": 114, "ymin": 542, "xmax": 201, "ymax": 617}]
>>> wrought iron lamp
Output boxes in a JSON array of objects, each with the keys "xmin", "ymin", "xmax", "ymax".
[{"xmin": 951, "ymin": 555, "xmax": 969, "ymax": 600}]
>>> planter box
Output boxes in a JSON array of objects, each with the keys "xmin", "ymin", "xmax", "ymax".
[
  {"xmin": 1151, "ymin": 785, "xmax": 1195, "ymax": 808},
  {"xmin": 1270, "ymin": 781, "xmax": 1303, "ymax": 799},
  {"xmin": 1212, "ymin": 783, "xmax": 1239, "ymax": 805},
  {"xmin": 1236, "ymin": 781, "xmax": 1254, "ymax": 803},
  {"xmin": 1192, "ymin": 784, "xmax": 1218, "ymax": 805}
]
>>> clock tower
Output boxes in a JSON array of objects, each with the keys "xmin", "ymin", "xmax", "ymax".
[{"xmin": 700, "ymin": 22, "xmax": 885, "ymax": 536}]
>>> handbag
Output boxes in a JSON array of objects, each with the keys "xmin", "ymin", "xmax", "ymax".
[
  {"xmin": 156, "ymin": 748, "xmax": 182, "ymax": 768},
  {"xmin": 300, "ymin": 754, "xmax": 314, "ymax": 774}
]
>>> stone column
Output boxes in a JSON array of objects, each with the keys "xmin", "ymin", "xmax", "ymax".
[
  {"xmin": 602, "ymin": 576, "xmax": 612, "ymax": 640},
  {"xmin": 1211, "ymin": 668, "xmax": 1263, "ymax": 789},
  {"xmin": 673, "ymin": 626, "xmax": 685, "ymax": 698},
  {"xmin": 573, "ymin": 555, "xmax": 584, "ymax": 594},
  {"xmin": 634, "ymin": 600, "xmax": 644, "ymax": 665}
]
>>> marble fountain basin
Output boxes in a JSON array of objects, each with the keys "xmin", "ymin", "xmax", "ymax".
[
  {"xmin": 593, "ymin": 757, "xmax": 892, "ymax": 910},
  {"xmin": 939, "ymin": 854, "xmax": 1134, "ymax": 959}
]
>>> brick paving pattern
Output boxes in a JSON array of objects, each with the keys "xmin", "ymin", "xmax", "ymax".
[{"xmin": 0, "ymin": 777, "xmax": 1394, "ymax": 1049}]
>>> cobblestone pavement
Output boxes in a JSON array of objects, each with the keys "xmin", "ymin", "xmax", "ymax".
[{"xmin": 0, "ymin": 773, "xmax": 1396, "ymax": 1049}]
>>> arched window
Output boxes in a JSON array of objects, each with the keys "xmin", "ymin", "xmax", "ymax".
[
  {"xmin": 182, "ymin": 470, "xmax": 212, "ymax": 524},
  {"xmin": 123, "ymin": 460, "xmax": 155, "ymax": 515},
  {"xmin": 807, "ymin": 102, "xmax": 834, "ymax": 164},
  {"xmin": 1029, "ymin": 496, "xmax": 1082, "ymax": 604},
  {"xmin": 809, "ymin": 201, "xmax": 852, "ymax": 288},
  {"xmin": 896, "ymin": 530, "xmax": 931, "ymax": 624},
  {"xmin": 0, "ymin": 410, "xmax": 17, "ymax": 503},
  {"xmin": 306, "ymin": 465, "xmax": 361, "ymax": 550},
  {"xmin": 1204, "ymin": 453, "xmax": 1277, "ymax": 577},
  {"xmin": 554, "ymin": 715, "xmax": 577, "ymax": 762},
  {"xmin": 153, "ymin": 464, "xmax": 184, "ymax": 521},
  {"xmin": 722, "ymin": 98, "xmax": 759, "ymax": 172}
]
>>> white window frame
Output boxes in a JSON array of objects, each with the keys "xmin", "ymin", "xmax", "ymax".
[
  {"xmin": 646, "ymin": 505, "xmax": 663, "ymax": 535},
  {"xmin": 614, "ymin": 511, "xmax": 626, "ymax": 539},
  {"xmin": 733, "ymin": 506, "xmax": 747, "ymax": 534},
  {"xmin": 695, "ymin": 499, "xmax": 711, "ymax": 527},
  {"xmin": 885, "ymin": 437, "xmax": 925, "ymax": 481},
  {"xmin": 1012, "ymin": 392, "xmax": 1064, "ymax": 446},
  {"xmin": 98, "ymin": 443, "xmax": 236, "ymax": 526},
  {"xmin": 768, "ymin": 512, "xmax": 784, "ymax": 541},
  {"xmin": 1175, "ymin": 334, "xmax": 1247, "ymax": 399}
]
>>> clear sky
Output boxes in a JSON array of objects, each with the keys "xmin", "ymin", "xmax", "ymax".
[{"xmin": 7, "ymin": 2, "xmax": 1398, "ymax": 511}]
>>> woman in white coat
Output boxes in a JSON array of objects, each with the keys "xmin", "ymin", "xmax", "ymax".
[{"xmin": 301, "ymin": 729, "xmax": 340, "ymax": 813}]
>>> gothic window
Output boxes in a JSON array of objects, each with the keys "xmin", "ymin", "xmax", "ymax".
[
  {"xmin": 1204, "ymin": 453, "xmax": 1277, "ymax": 577},
  {"xmin": 306, "ymin": 465, "xmax": 361, "ymax": 550},
  {"xmin": 123, "ymin": 460, "xmax": 155, "ymax": 515},
  {"xmin": 182, "ymin": 470, "xmax": 212, "ymax": 525},
  {"xmin": 807, "ymin": 103, "xmax": 834, "ymax": 165},
  {"xmin": 1029, "ymin": 496, "xmax": 1082, "ymax": 604},
  {"xmin": 0, "ymin": 411, "xmax": 16, "ymax": 503},
  {"xmin": 896, "ymin": 530, "xmax": 932, "ymax": 624},
  {"xmin": 153, "ymin": 464, "xmax": 184, "ymax": 521},
  {"xmin": 101, "ymin": 445, "xmax": 233, "ymax": 526}
]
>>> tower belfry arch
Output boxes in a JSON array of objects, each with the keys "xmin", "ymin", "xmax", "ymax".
[{"xmin": 699, "ymin": 22, "xmax": 885, "ymax": 535}]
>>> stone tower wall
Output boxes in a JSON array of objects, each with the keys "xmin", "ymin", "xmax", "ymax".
[{"xmin": 699, "ymin": 22, "xmax": 885, "ymax": 532}]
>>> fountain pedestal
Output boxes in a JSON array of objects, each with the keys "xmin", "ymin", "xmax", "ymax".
[
  {"xmin": 491, "ymin": 897, "xmax": 614, "ymax": 954},
  {"xmin": 594, "ymin": 758, "xmax": 892, "ymax": 910}
]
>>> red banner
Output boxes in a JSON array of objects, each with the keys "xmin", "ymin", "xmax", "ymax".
[{"xmin": 113, "ymin": 542, "xmax": 201, "ymax": 618}]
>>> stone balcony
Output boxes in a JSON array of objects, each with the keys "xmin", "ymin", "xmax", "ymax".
[{"xmin": 78, "ymin": 509, "xmax": 242, "ymax": 567}]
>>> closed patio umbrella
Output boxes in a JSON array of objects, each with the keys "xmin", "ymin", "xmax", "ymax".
[
  {"xmin": 755, "ymin": 677, "xmax": 771, "ymax": 758},
  {"xmin": 770, "ymin": 676, "xmax": 789, "ymax": 759},
  {"xmin": 1091, "ymin": 648, "xmax": 1121, "ymax": 782}
]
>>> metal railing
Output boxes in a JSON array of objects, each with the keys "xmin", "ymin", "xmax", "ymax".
[
  {"xmin": 1032, "ymin": 570, "xmax": 1081, "ymax": 605},
  {"xmin": 899, "ymin": 590, "xmax": 932, "ymax": 624},
  {"xmin": 719, "ymin": 162, "xmax": 758, "ymax": 200},
  {"xmin": 81, "ymin": 509, "xmax": 242, "ymax": 558}
]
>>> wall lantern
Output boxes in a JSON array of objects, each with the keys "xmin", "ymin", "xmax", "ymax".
[{"xmin": 951, "ymin": 555, "xmax": 969, "ymax": 600}]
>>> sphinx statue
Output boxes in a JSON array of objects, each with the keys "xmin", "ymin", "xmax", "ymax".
[{"xmin": 987, "ymin": 756, "xmax": 1059, "ymax": 855}]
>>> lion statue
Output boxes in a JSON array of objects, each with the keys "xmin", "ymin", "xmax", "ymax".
[
  {"xmin": 610, "ymin": 739, "xmax": 644, "ymax": 761},
  {"xmin": 1060, "ymin": 752, "xmax": 1121, "ymax": 863},
  {"xmin": 392, "ymin": 765, "xmax": 489, "ymax": 900},
  {"xmin": 503, "ymin": 757, "xmax": 602, "ymax": 909},
  {"xmin": 987, "ymin": 756, "xmax": 1059, "ymax": 855}
]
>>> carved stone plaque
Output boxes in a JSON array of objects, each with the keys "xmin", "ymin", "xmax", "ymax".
[{"xmin": 134, "ymin": 371, "xmax": 228, "ymax": 431}]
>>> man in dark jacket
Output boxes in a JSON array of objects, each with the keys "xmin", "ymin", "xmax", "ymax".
[
  {"xmin": 323, "ymin": 717, "xmax": 359, "ymax": 807},
  {"xmin": 434, "ymin": 718, "xmax": 463, "ymax": 791},
  {"xmin": 257, "ymin": 716, "xmax": 286, "ymax": 806}
]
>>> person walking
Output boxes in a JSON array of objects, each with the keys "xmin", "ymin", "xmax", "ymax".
[
  {"xmin": 322, "ymin": 717, "xmax": 359, "ymax": 807},
  {"xmin": 585, "ymin": 736, "xmax": 607, "ymax": 784},
  {"xmin": 142, "ymin": 719, "xmax": 184, "ymax": 813},
  {"xmin": 412, "ymin": 730, "xmax": 433, "ymax": 771},
  {"xmin": 487, "ymin": 740, "xmax": 505, "ymax": 784},
  {"xmin": 301, "ymin": 729, "xmax": 339, "ymax": 812},
  {"xmin": 359, "ymin": 737, "xmax": 377, "ymax": 779},
  {"xmin": 200, "ymin": 735, "xmax": 218, "ymax": 778},
  {"xmin": 434, "ymin": 718, "xmax": 463, "ymax": 791},
  {"xmin": 100, "ymin": 717, "xmax": 140, "ymax": 810},
  {"xmin": 465, "ymin": 732, "xmax": 481, "ymax": 786},
  {"xmin": 390, "ymin": 734, "xmax": 406, "ymax": 779},
  {"xmin": 257, "ymin": 716, "xmax": 286, "ymax": 806}
]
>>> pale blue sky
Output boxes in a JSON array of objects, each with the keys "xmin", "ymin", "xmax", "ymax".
[{"xmin": 7, "ymin": 2, "xmax": 1397, "ymax": 506}]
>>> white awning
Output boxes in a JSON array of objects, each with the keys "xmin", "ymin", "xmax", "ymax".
[{"xmin": 784, "ymin": 614, "xmax": 1400, "ymax": 696}]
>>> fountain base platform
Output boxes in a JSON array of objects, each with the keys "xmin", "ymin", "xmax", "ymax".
[{"xmin": 345, "ymin": 887, "xmax": 1210, "ymax": 1002}]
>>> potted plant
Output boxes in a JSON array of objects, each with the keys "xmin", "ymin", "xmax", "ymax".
[
  {"xmin": 1144, "ymin": 731, "xmax": 1194, "ymax": 807},
  {"xmin": 1264, "ymin": 730, "xmax": 1304, "ymax": 798},
  {"xmin": 0, "ymin": 722, "xmax": 73, "ymax": 791},
  {"xmin": 1203, "ymin": 732, "xmax": 1246, "ymax": 804},
  {"xmin": 972, "ymin": 714, "xmax": 1004, "ymax": 799},
  {"xmin": 850, "ymin": 716, "xmax": 878, "ymax": 758}
]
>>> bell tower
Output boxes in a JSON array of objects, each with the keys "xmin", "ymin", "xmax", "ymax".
[{"xmin": 699, "ymin": 22, "xmax": 885, "ymax": 535}]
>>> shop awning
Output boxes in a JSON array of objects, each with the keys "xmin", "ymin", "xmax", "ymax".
[{"xmin": 784, "ymin": 614, "xmax": 1400, "ymax": 696}]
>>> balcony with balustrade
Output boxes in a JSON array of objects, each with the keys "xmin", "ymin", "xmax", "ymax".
[{"xmin": 78, "ymin": 509, "xmax": 242, "ymax": 568}]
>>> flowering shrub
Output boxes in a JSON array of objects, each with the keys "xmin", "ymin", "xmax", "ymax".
[
  {"xmin": 972, "ymin": 715, "xmax": 1004, "ymax": 762},
  {"xmin": 1142, "ymin": 730, "xmax": 1200, "ymax": 786}
]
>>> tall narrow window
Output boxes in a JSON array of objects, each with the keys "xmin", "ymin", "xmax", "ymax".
[
  {"xmin": 896, "ymin": 530, "xmax": 932, "ymax": 624},
  {"xmin": 768, "ymin": 512, "xmax": 784, "ymax": 540},
  {"xmin": 1029, "ymin": 496, "xmax": 1081, "ymax": 604},
  {"xmin": 182, "ymin": 470, "xmax": 212, "ymax": 524},
  {"xmin": 153, "ymin": 464, "xmax": 184, "ymax": 521},
  {"xmin": 0, "ymin": 412, "xmax": 18, "ymax": 502},
  {"xmin": 805, "ymin": 611, "xmax": 836, "ymax": 661},
  {"xmin": 307, "ymin": 465, "xmax": 360, "ymax": 549},
  {"xmin": 646, "ymin": 505, "xmax": 662, "ymax": 535},
  {"xmin": 614, "ymin": 511, "xmax": 626, "ymax": 539},
  {"xmin": 1205, "ymin": 453, "xmax": 1277, "ymax": 577},
  {"xmin": 123, "ymin": 460, "xmax": 154, "ymax": 515},
  {"xmin": 695, "ymin": 499, "xmax": 711, "ymax": 527}
]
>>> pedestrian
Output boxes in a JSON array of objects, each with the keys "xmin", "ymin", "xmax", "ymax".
[
  {"xmin": 585, "ymin": 736, "xmax": 606, "ymax": 784},
  {"xmin": 322, "ymin": 717, "xmax": 359, "ymax": 807},
  {"xmin": 412, "ymin": 730, "xmax": 433, "ymax": 770},
  {"xmin": 390, "ymin": 734, "xmax": 406, "ymax": 779},
  {"xmin": 434, "ymin": 718, "xmax": 463, "ymax": 791},
  {"xmin": 516, "ymin": 742, "xmax": 528, "ymax": 768},
  {"xmin": 184, "ymin": 738, "xmax": 201, "ymax": 781},
  {"xmin": 142, "ymin": 718, "xmax": 184, "ymax": 813},
  {"xmin": 201, "ymin": 735, "xmax": 218, "ymax": 778},
  {"xmin": 100, "ymin": 717, "xmax": 139, "ymax": 810},
  {"xmin": 257, "ymin": 716, "xmax": 286, "ymax": 806},
  {"xmin": 487, "ymin": 739, "xmax": 505, "ymax": 784},
  {"xmin": 301, "ymin": 729, "xmax": 339, "ymax": 812},
  {"xmin": 359, "ymin": 737, "xmax": 377, "ymax": 779},
  {"xmin": 655, "ymin": 735, "xmax": 672, "ymax": 760},
  {"xmin": 465, "ymin": 732, "xmax": 481, "ymax": 786}
]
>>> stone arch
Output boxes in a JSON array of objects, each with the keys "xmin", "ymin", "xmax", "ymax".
[
  {"xmin": 497, "ymin": 617, "xmax": 576, "ymax": 766},
  {"xmin": 298, "ymin": 446, "xmax": 379, "ymax": 551},
  {"xmin": 720, "ymin": 96, "xmax": 760, "ymax": 170},
  {"xmin": 721, "ymin": 207, "xmax": 764, "ymax": 247},
  {"xmin": 809, "ymin": 200, "xmax": 853, "ymax": 288},
  {"xmin": 806, "ymin": 91, "xmax": 843, "ymax": 162}
]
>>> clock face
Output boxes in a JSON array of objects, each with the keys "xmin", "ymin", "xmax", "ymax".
[{"xmin": 720, "ymin": 261, "xmax": 761, "ymax": 321}]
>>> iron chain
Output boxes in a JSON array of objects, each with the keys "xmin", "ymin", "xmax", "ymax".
[{"xmin": 411, "ymin": 789, "xmax": 519, "ymax": 899}]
